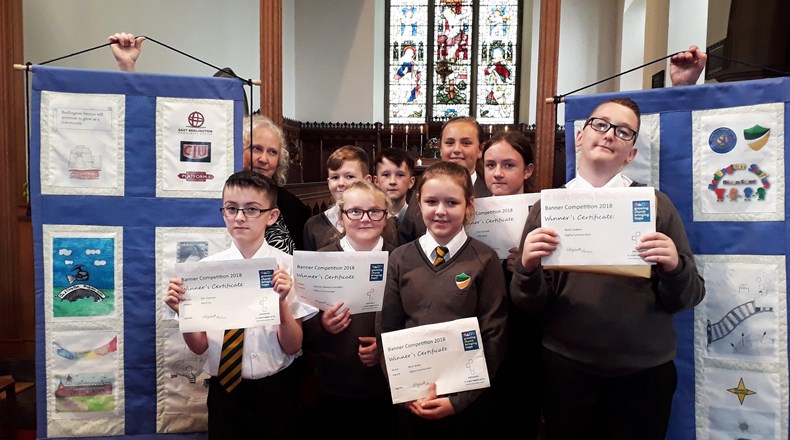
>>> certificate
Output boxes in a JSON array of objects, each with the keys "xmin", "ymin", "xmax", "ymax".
[
  {"xmin": 293, "ymin": 250, "xmax": 388, "ymax": 314},
  {"xmin": 175, "ymin": 258, "xmax": 280, "ymax": 332},
  {"xmin": 541, "ymin": 187, "xmax": 656, "ymax": 269},
  {"xmin": 381, "ymin": 317, "xmax": 490, "ymax": 404},
  {"xmin": 465, "ymin": 193, "xmax": 540, "ymax": 259}
]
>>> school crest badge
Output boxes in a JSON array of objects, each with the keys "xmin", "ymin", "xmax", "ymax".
[{"xmin": 455, "ymin": 273, "xmax": 471, "ymax": 290}]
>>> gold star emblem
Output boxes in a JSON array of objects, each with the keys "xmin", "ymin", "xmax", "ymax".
[{"xmin": 727, "ymin": 377, "xmax": 756, "ymax": 405}]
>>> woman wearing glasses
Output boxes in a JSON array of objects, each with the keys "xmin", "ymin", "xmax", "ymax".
[
  {"xmin": 302, "ymin": 180, "xmax": 396, "ymax": 435},
  {"xmin": 509, "ymin": 98, "xmax": 705, "ymax": 440}
]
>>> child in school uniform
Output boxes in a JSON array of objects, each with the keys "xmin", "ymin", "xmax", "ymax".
[
  {"xmin": 302, "ymin": 180, "xmax": 395, "ymax": 435},
  {"xmin": 164, "ymin": 171, "xmax": 318, "ymax": 439},
  {"xmin": 481, "ymin": 130, "xmax": 542, "ymax": 438},
  {"xmin": 373, "ymin": 148, "xmax": 415, "ymax": 226},
  {"xmin": 377, "ymin": 161, "xmax": 508, "ymax": 439},
  {"xmin": 398, "ymin": 117, "xmax": 492, "ymax": 244},
  {"xmin": 303, "ymin": 145, "xmax": 398, "ymax": 250},
  {"xmin": 511, "ymin": 98, "xmax": 705, "ymax": 439}
]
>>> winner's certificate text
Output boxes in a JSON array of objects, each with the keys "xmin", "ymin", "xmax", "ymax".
[
  {"xmin": 175, "ymin": 258, "xmax": 280, "ymax": 332},
  {"xmin": 381, "ymin": 317, "xmax": 490, "ymax": 404},
  {"xmin": 466, "ymin": 193, "xmax": 540, "ymax": 259},
  {"xmin": 293, "ymin": 251, "xmax": 388, "ymax": 314},
  {"xmin": 541, "ymin": 187, "xmax": 656, "ymax": 267}
]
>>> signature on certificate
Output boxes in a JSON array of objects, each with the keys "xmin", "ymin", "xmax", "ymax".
[{"xmin": 566, "ymin": 247, "xmax": 592, "ymax": 254}]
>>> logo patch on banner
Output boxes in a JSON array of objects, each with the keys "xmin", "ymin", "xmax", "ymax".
[
  {"xmin": 743, "ymin": 125, "xmax": 770, "ymax": 151},
  {"xmin": 187, "ymin": 111, "xmax": 205, "ymax": 127},
  {"xmin": 180, "ymin": 141, "xmax": 211, "ymax": 162},
  {"xmin": 177, "ymin": 171, "xmax": 215, "ymax": 182},
  {"xmin": 708, "ymin": 127, "xmax": 737, "ymax": 154}
]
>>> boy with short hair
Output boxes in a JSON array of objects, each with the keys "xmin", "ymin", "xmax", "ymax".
[
  {"xmin": 373, "ymin": 148, "xmax": 415, "ymax": 225},
  {"xmin": 302, "ymin": 145, "xmax": 372, "ymax": 251},
  {"xmin": 164, "ymin": 170, "xmax": 318, "ymax": 438},
  {"xmin": 510, "ymin": 98, "xmax": 705, "ymax": 439}
]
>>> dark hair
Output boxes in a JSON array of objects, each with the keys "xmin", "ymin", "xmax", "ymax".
[
  {"xmin": 591, "ymin": 97, "xmax": 641, "ymax": 138},
  {"xmin": 327, "ymin": 145, "xmax": 370, "ymax": 175},
  {"xmin": 213, "ymin": 67, "xmax": 250, "ymax": 117},
  {"xmin": 375, "ymin": 148, "xmax": 414, "ymax": 176},
  {"xmin": 441, "ymin": 117, "xmax": 485, "ymax": 145},
  {"xmin": 223, "ymin": 170, "xmax": 278, "ymax": 207},
  {"xmin": 483, "ymin": 130, "xmax": 536, "ymax": 192},
  {"xmin": 484, "ymin": 130, "xmax": 535, "ymax": 166}
]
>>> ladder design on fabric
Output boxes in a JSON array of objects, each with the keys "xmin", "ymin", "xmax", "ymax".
[{"xmin": 706, "ymin": 300, "xmax": 773, "ymax": 345}]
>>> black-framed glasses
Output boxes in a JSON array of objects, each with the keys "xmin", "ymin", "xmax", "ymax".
[
  {"xmin": 584, "ymin": 117, "xmax": 637, "ymax": 141},
  {"xmin": 341, "ymin": 208, "xmax": 387, "ymax": 221},
  {"xmin": 220, "ymin": 206, "xmax": 275, "ymax": 218}
]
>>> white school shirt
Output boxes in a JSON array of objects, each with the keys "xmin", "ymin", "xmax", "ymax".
[
  {"xmin": 200, "ymin": 240, "xmax": 319, "ymax": 379},
  {"xmin": 323, "ymin": 204, "xmax": 343, "ymax": 233},
  {"xmin": 419, "ymin": 228, "xmax": 468, "ymax": 264},
  {"xmin": 566, "ymin": 172, "xmax": 633, "ymax": 189},
  {"xmin": 339, "ymin": 236, "xmax": 384, "ymax": 252}
]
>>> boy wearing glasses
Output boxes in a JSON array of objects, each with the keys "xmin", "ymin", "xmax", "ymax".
[
  {"xmin": 164, "ymin": 171, "xmax": 318, "ymax": 438},
  {"xmin": 510, "ymin": 98, "xmax": 705, "ymax": 439}
]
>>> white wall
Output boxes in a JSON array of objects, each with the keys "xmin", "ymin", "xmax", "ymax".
[
  {"xmin": 293, "ymin": 0, "xmax": 377, "ymax": 123},
  {"xmin": 667, "ymin": 0, "xmax": 708, "ymax": 85},
  {"xmin": 554, "ymin": 0, "xmax": 620, "ymax": 123},
  {"xmin": 23, "ymin": 0, "xmax": 259, "ymax": 80}
]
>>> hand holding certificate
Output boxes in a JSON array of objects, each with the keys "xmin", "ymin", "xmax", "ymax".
[
  {"xmin": 540, "ymin": 187, "xmax": 656, "ymax": 277},
  {"xmin": 380, "ymin": 317, "xmax": 490, "ymax": 404},
  {"xmin": 293, "ymin": 250, "xmax": 388, "ymax": 314},
  {"xmin": 174, "ymin": 258, "xmax": 281, "ymax": 332},
  {"xmin": 465, "ymin": 193, "xmax": 540, "ymax": 259}
]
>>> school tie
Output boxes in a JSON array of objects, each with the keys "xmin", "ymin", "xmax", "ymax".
[
  {"xmin": 433, "ymin": 246, "xmax": 449, "ymax": 267},
  {"xmin": 217, "ymin": 328, "xmax": 244, "ymax": 393}
]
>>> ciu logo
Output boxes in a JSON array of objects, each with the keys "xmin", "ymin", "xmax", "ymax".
[
  {"xmin": 187, "ymin": 111, "xmax": 205, "ymax": 127},
  {"xmin": 183, "ymin": 143, "xmax": 209, "ymax": 160}
]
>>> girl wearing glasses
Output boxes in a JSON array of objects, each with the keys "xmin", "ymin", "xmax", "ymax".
[
  {"xmin": 377, "ymin": 161, "xmax": 507, "ymax": 438},
  {"xmin": 302, "ymin": 180, "xmax": 396, "ymax": 434}
]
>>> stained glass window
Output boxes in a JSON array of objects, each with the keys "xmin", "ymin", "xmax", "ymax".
[
  {"xmin": 386, "ymin": 0, "xmax": 520, "ymax": 125},
  {"xmin": 388, "ymin": 1, "xmax": 429, "ymax": 124},
  {"xmin": 476, "ymin": 0, "xmax": 519, "ymax": 124}
]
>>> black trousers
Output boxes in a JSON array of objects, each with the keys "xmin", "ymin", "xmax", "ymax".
[
  {"xmin": 206, "ymin": 365, "xmax": 300, "ymax": 440},
  {"xmin": 541, "ymin": 349, "xmax": 677, "ymax": 440}
]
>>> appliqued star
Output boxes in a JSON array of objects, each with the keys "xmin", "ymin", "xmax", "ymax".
[{"xmin": 727, "ymin": 377, "xmax": 756, "ymax": 405}]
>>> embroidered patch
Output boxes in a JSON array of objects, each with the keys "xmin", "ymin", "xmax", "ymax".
[
  {"xmin": 708, "ymin": 127, "xmax": 737, "ymax": 154},
  {"xmin": 743, "ymin": 125, "xmax": 770, "ymax": 151},
  {"xmin": 707, "ymin": 163, "xmax": 770, "ymax": 202},
  {"xmin": 455, "ymin": 273, "xmax": 471, "ymax": 290}
]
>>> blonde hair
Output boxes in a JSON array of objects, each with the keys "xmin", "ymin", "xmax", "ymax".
[
  {"xmin": 337, "ymin": 180, "xmax": 393, "ymax": 217},
  {"xmin": 242, "ymin": 115, "xmax": 290, "ymax": 186}
]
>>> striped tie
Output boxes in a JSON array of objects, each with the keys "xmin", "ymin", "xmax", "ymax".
[
  {"xmin": 433, "ymin": 246, "xmax": 449, "ymax": 267},
  {"xmin": 217, "ymin": 328, "xmax": 244, "ymax": 393}
]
